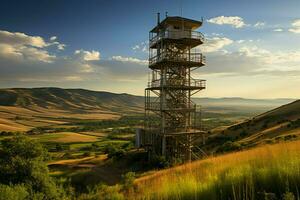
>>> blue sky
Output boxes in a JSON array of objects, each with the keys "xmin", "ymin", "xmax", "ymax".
[{"xmin": 0, "ymin": 0, "xmax": 300, "ymax": 98}]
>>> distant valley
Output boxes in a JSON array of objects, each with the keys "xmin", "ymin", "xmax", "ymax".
[{"xmin": 0, "ymin": 87, "xmax": 295, "ymax": 132}]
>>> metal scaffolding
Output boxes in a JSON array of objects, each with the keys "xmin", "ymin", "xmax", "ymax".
[{"xmin": 139, "ymin": 14, "xmax": 206, "ymax": 163}]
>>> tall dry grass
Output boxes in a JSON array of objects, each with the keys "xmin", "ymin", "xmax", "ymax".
[{"xmin": 132, "ymin": 141, "xmax": 300, "ymax": 200}]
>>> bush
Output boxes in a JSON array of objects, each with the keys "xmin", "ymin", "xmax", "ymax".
[
  {"xmin": 283, "ymin": 192, "xmax": 295, "ymax": 200},
  {"xmin": 91, "ymin": 143, "xmax": 100, "ymax": 151},
  {"xmin": 121, "ymin": 172, "xmax": 136, "ymax": 191},
  {"xmin": 55, "ymin": 143, "xmax": 64, "ymax": 151},
  {"xmin": 217, "ymin": 141, "xmax": 242, "ymax": 153},
  {"xmin": 104, "ymin": 144, "xmax": 126, "ymax": 159},
  {"xmin": 0, "ymin": 184, "xmax": 28, "ymax": 200},
  {"xmin": 262, "ymin": 121, "xmax": 269, "ymax": 129},
  {"xmin": 83, "ymin": 152, "xmax": 92, "ymax": 157},
  {"xmin": 0, "ymin": 136, "xmax": 65, "ymax": 199},
  {"xmin": 121, "ymin": 142, "xmax": 133, "ymax": 151},
  {"xmin": 149, "ymin": 155, "xmax": 170, "ymax": 168},
  {"xmin": 240, "ymin": 130, "xmax": 248, "ymax": 137}
]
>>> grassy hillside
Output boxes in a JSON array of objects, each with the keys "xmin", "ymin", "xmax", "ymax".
[
  {"xmin": 208, "ymin": 99, "xmax": 300, "ymax": 150},
  {"xmin": 0, "ymin": 88, "xmax": 144, "ymax": 131},
  {"xmin": 131, "ymin": 140, "xmax": 300, "ymax": 200},
  {"xmin": 194, "ymin": 97, "xmax": 295, "ymax": 118},
  {"xmin": 0, "ymin": 87, "xmax": 144, "ymax": 112}
]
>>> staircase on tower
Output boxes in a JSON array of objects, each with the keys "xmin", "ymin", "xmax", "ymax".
[{"xmin": 136, "ymin": 13, "xmax": 207, "ymax": 163}]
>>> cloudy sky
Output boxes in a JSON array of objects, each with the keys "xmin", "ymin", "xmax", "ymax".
[{"xmin": 0, "ymin": 0, "xmax": 300, "ymax": 98}]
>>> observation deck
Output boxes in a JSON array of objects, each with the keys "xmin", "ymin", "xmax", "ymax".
[
  {"xmin": 146, "ymin": 79, "xmax": 206, "ymax": 90},
  {"xmin": 149, "ymin": 30, "xmax": 204, "ymax": 48},
  {"xmin": 149, "ymin": 52, "xmax": 206, "ymax": 69}
]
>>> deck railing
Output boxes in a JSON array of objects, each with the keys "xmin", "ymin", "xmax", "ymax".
[
  {"xmin": 150, "ymin": 30, "xmax": 204, "ymax": 46},
  {"xmin": 148, "ymin": 79, "xmax": 206, "ymax": 88},
  {"xmin": 149, "ymin": 52, "xmax": 205, "ymax": 66}
]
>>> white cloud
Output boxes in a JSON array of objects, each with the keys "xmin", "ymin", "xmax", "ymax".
[
  {"xmin": 72, "ymin": 50, "xmax": 101, "ymax": 73},
  {"xmin": 238, "ymin": 46, "xmax": 300, "ymax": 65},
  {"xmin": 254, "ymin": 21, "xmax": 265, "ymax": 28},
  {"xmin": 289, "ymin": 29, "xmax": 300, "ymax": 33},
  {"xmin": 132, "ymin": 41, "xmax": 148, "ymax": 53},
  {"xmin": 292, "ymin": 19, "xmax": 300, "ymax": 27},
  {"xmin": 0, "ymin": 29, "xmax": 148, "ymax": 87},
  {"xmin": 289, "ymin": 19, "xmax": 300, "ymax": 33},
  {"xmin": 57, "ymin": 44, "xmax": 66, "ymax": 50},
  {"xmin": 0, "ymin": 30, "xmax": 47, "ymax": 48},
  {"xmin": 111, "ymin": 55, "xmax": 147, "ymax": 65},
  {"xmin": 0, "ymin": 30, "xmax": 56, "ymax": 62},
  {"xmin": 49, "ymin": 41, "xmax": 66, "ymax": 50},
  {"xmin": 207, "ymin": 16, "xmax": 246, "ymax": 28},
  {"xmin": 238, "ymin": 46, "xmax": 270, "ymax": 58},
  {"xmin": 199, "ymin": 40, "xmax": 300, "ymax": 79},
  {"xmin": 211, "ymin": 33, "xmax": 223, "ymax": 36},
  {"xmin": 80, "ymin": 63, "xmax": 94, "ymax": 73},
  {"xmin": 50, "ymin": 36, "xmax": 57, "ymax": 41},
  {"xmin": 201, "ymin": 37, "xmax": 233, "ymax": 53},
  {"xmin": 0, "ymin": 44, "xmax": 23, "ymax": 58},
  {"xmin": 273, "ymin": 28, "xmax": 283, "ymax": 32},
  {"xmin": 20, "ymin": 46, "xmax": 56, "ymax": 63},
  {"xmin": 64, "ymin": 76, "xmax": 83, "ymax": 81},
  {"xmin": 75, "ymin": 49, "xmax": 100, "ymax": 61},
  {"xmin": 132, "ymin": 45, "xmax": 139, "ymax": 51}
]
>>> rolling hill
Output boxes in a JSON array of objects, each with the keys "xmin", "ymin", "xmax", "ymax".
[
  {"xmin": 0, "ymin": 88, "xmax": 144, "ymax": 131},
  {"xmin": 208, "ymin": 99, "xmax": 300, "ymax": 149},
  {"xmin": 0, "ymin": 87, "xmax": 295, "ymax": 132},
  {"xmin": 0, "ymin": 87, "xmax": 144, "ymax": 112}
]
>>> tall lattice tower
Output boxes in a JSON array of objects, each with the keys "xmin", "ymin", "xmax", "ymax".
[{"xmin": 141, "ymin": 14, "xmax": 206, "ymax": 163}]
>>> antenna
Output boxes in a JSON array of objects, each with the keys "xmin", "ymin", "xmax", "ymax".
[
  {"xmin": 180, "ymin": 0, "xmax": 183, "ymax": 17},
  {"xmin": 157, "ymin": 12, "xmax": 160, "ymax": 25},
  {"xmin": 180, "ymin": 0, "xmax": 183, "ymax": 29}
]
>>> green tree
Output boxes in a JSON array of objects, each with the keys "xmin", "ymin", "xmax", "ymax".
[
  {"xmin": 0, "ymin": 136, "xmax": 65, "ymax": 199},
  {"xmin": 0, "ymin": 184, "xmax": 28, "ymax": 200}
]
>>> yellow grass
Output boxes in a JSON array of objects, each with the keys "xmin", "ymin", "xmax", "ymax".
[
  {"xmin": 0, "ymin": 105, "xmax": 120, "ymax": 131},
  {"xmin": 49, "ymin": 132, "xmax": 99, "ymax": 143},
  {"xmin": 80, "ymin": 132, "xmax": 108, "ymax": 137},
  {"xmin": 0, "ymin": 118, "xmax": 30, "ymax": 132},
  {"xmin": 30, "ymin": 106, "xmax": 120, "ymax": 120},
  {"xmin": 133, "ymin": 140, "xmax": 300, "ymax": 199},
  {"xmin": 31, "ymin": 132, "xmax": 99, "ymax": 143},
  {"xmin": 0, "ymin": 106, "xmax": 39, "ymax": 116}
]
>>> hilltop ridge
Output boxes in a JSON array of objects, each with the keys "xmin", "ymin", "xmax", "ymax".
[{"xmin": 208, "ymin": 99, "xmax": 300, "ymax": 149}]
